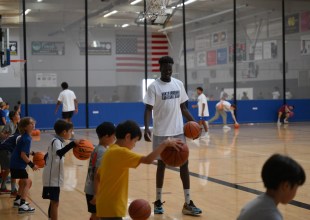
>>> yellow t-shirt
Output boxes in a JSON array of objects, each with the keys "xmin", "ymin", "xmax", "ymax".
[{"xmin": 96, "ymin": 144, "xmax": 143, "ymax": 217}]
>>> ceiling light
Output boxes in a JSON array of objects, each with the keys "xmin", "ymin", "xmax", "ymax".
[
  {"xmin": 130, "ymin": 0, "xmax": 143, "ymax": 5},
  {"xmin": 177, "ymin": 0, "xmax": 197, "ymax": 7},
  {"xmin": 103, "ymin": 10, "xmax": 118, "ymax": 18},
  {"xmin": 37, "ymin": 0, "xmax": 43, "ymax": 2},
  {"xmin": 121, "ymin": 24, "xmax": 129, "ymax": 28},
  {"xmin": 25, "ymin": 9, "xmax": 31, "ymax": 15}
]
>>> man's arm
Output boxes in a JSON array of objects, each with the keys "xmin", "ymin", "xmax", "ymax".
[
  {"xmin": 55, "ymin": 100, "xmax": 61, "ymax": 114},
  {"xmin": 144, "ymin": 104, "xmax": 153, "ymax": 142},
  {"xmin": 180, "ymin": 102, "xmax": 195, "ymax": 121},
  {"xmin": 90, "ymin": 170, "xmax": 100, "ymax": 205},
  {"xmin": 201, "ymin": 103, "xmax": 205, "ymax": 116},
  {"xmin": 74, "ymin": 99, "xmax": 78, "ymax": 113},
  {"xmin": 230, "ymin": 110, "xmax": 238, "ymax": 124}
]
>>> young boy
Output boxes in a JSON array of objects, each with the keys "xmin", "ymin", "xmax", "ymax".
[
  {"xmin": 1, "ymin": 110, "xmax": 20, "ymax": 139},
  {"xmin": 84, "ymin": 122, "xmax": 116, "ymax": 220},
  {"xmin": 277, "ymin": 104, "xmax": 294, "ymax": 125},
  {"xmin": 10, "ymin": 117, "xmax": 39, "ymax": 214},
  {"xmin": 42, "ymin": 119, "xmax": 81, "ymax": 220},
  {"xmin": 94, "ymin": 120, "xmax": 183, "ymax": 220},
  {"xmin": 192, "ymin": 87, "xmax": 209, "ymax": 138},
  {"xmin": 237, "ymin": 154, "xmax": 306, "ymax": 220},
  {"xmin": 207, "ymin": 99, "xmax": 238, "ymax": 129}
]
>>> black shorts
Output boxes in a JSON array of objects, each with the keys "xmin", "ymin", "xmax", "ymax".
[
  {"xmin": 86, "ymin": 194, "xmax": 96, "ymax": 213},
  {"xmin": 62, "ymin": 111, "xmax": 74, "ymax": 119},
  {"xmin": 42, "ymin": 187, "xmax": 60, "ymax": 202},
  {"xmin": 10, "ymin": 169, "xmax": 28, "ymax": 179}
]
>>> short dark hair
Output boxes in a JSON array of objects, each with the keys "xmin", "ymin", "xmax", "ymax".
[
  {"xmin": 196, "ymin": 87, "xmax": 203, "ymax": 92},
  {"xmin": 158, "ymin": 56, "xmax": 174, "ymax": 65},
  {"xmin": 8, "ymin": 110, "xmax": 18, "ymax": 120},
  {"xmin": 54, "ymin": 119, "xmax": 73, "ymax": 135},
  {"xmin": 116, "ymin": 120, "xmax": 142, "ymax": 141},
  {"xmin": 61, "ymin": 82, "xmax": 69, "ymax": 90},
  {"xmin": 96, "ymin": 122, "xmax": 116, "ymax": 139},
  {"xmin": 262, "ymin": 154, "xmax": 306, "ymax": 190}
]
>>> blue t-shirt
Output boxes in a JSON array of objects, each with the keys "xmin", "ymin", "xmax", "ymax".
[
  {"xmin": 0, "ymin": 109, "xmax": 6, "ymax": 125},
  {"xmin": 10, "ymin": 133, "xmax": 32, "ymax": 169},
  {"xmin": 3, "ymin": 109, "xmax": 9, "ymax": 123}
]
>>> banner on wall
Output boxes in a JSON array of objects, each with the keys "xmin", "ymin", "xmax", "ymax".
[
  {"xmin": 217, "ymin": 48, "xmax": 227, "ymax": 65},
  {"xmin": 254, "ymin": 42, "xmax": 263, "ymax": 60},
  {"xmin": 301, "ymin": 11, "xmax": 310, "ymax": 32},
  {"xmin": 79, "ymin": 42, "xmax": 112, "ymax": 55},
  {"xmin": 195, "ymin": 34, "xmax": 210, "ymax": 51},
  {"xmin": 229, "ymin": 42, "xmax": 246, "ymax": 62},
  {"xmin": 207, "ymin": 50, "xmax": 217, "ymax": 66},
  {"xmin": 196, "ymin": 51, "xmax": 206, "ymax": 66},
  {"xmin": 285, "ymin": 13, "xmax": 299, "ymax": 34},
  {"xmin": 32, "ymin": 41, "xmax": 65, "ymax": 55},
  {"xmin": 36, "ymin": 73, "xmax": 57, "ymax": 87},
  {"xmin": 263, "ymin": 40, "xmax": 277, "ymax": 59},
  {"xmin": 211, "ymin": 31, "xmax": 227, "ymax": 47},
  {"xmin": 301, "ymin": 35, "xmax": 310, "ymax": 55},
  {"xmin": 9, "ymin": 41, "xmax": 17, "ymax": 56}
]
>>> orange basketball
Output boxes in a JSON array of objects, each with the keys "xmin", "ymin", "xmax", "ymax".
[
  {"xmin": 33, "ymin": 152, "xmax": 45, "ymax": 168},
  {"xmin": 184, "ymin": 121, "xmax": 201, "ymax": 139},
  {"xmin": 217, "ymin": 102, "xmax": 224, "ymax": 110},
  {"xmin": 234, "ymin": 124, "xmax": 240, "ymax": 129},
  {"xmin": 31, "ymin": 129, "xmax": 40, "ymax": 136},
  {"xmin": 36, "ymin": 129, "xmax": 41, "ymax": 136},
  {"xmin": 128, "ymin": 199, "xmax": 151, "ymax": 220},
  {"xmin": 160, "ymin": 142, "xmax": 189, "ymax": 167},
  {"xmin": 73, "ymin": 140, "xmax": 94, "ymax": 160}
]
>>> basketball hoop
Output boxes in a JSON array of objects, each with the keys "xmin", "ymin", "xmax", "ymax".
[{"xmin": 144, "ymin": 0, "xmax": 170, "ymax": 22}]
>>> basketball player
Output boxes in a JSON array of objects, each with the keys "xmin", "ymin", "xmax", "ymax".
[
  {"xmin": 192, "ymin": 87, "xmax": 209, "ymax": 138},
  {"xmin": 143, "ymin": 56, "xmax": 202, "ymax": 216}
]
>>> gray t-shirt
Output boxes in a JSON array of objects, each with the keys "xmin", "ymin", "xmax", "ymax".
[
  {"xmin": 84, "ymin": 145, "xmax": 107, "ymax": 195},
  {"xmin": 237, "ymin": 193, "xmax": 283, "ymax": 220},
  {"xmin": 2, "ymin": 122, "xmax": 17, "ymax": 135}
]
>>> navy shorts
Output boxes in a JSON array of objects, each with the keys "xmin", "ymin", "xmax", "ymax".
[
  {"xmin": 62, "ymin": 111, "xmax": 74, "ymax": 119},
  {"xmin": 10, "ymin": 169, "xmax": 28, "ymax": 179},
  {"xmin": 86, "ymin": 194, "xmax": 96, "ymax": 213},
  {"xmin": 42, "ymin": 187, "xmax": 60, "ymax": 202}
]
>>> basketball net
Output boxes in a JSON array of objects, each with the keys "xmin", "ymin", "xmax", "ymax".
[{"xmin": 144, "ymin": 0, "xmax": 170, "ymax": 22}]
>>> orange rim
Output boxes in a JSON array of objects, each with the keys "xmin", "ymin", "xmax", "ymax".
[{"xmin": 10, "ymin": 59, "xmax": 27, "ymax": 63}]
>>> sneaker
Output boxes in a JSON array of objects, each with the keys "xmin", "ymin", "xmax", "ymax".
[
  {"xmin": 284, "ymin": 120, "xmax": 289, "ymax": 124},
  {"xmin": 223, "ymin": 125, "xmax": 231, "ymax": 130},
  {"xmin": 182, "ymin": 200, "xmax": 202, "ymax": 216},
  {"xmin": 0, "ymin": 188, "xmax": 11, "ymax": 194},
  {"xmin": 277, "ymin": 121, "xmax": 281, "ymax": 126},
  {"xmin": 18, "ymin": 203, "xmax": 35, "ymax": 214},
  {"xmin": 13, "ymin": 199, "xmax": 29, "ymax": 208},
  {"xmin": 153, "ymin": 200, "xmax": 165, "ymax": 214},
  {"xmin": 200, "ymin": 133, "xmax": 209, "ymax": 139}
]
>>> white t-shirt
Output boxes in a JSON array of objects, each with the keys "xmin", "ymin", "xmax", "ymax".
[
  {"xmin": 216, "ymin": 100, "xmax": 232, "ymax": 112},
  {"xmin": 197, "ymin": 93, "xmax": 209, "ymax": 117},
  {"xmin": 237, "ymin": 193, "xmax": 283, "ymax": 220},
  {"xmin": 42, "ymin": 138, "xmax": 64, "ymax": 187},
  {"xmin": 58, "ymin": 89, "xmax": 76, "ymax": 112},
  {"xmin": 143, "ymin": 77, "xmax": 188, "ymax": 136},
  {"xmin": 272, "ymin": 91, "xmax": 280, "ymax": 99}
]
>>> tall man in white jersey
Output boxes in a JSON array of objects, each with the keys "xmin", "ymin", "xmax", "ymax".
[
  {"xmin": 143, "ymin": 56, "xmax": 202, "ymax": 216},
  {"xmin": 192, "ymin": 87, "xmax": 209, "ymax": 138},
  {"xmin": 55, "ymin": 82, "xmax": 78, "ymax": 123}
]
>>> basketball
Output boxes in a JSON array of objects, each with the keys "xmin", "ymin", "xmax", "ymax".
[
  {"xmin": 128, "ymin": 199, "xmax": 151, "ymax": 220},
  {"xmin": 31, "ymin": 129, "xmax": 40, "ymax": 136},
  {"xmin": 33, "ymin": 152, "xmax": 45, "ymax": 168},
  {"xmin": 184, "ymin": 121, "xmax": 201, "ymax": 139},
  {"xmin": 289, "ymin": 112, "xmax": 294, "ymax": 117},
  {"xmin": 160, "ymin": 142, "xmax": 189, "ymax": 167},
  {"xmin": 234, "ymin": 124, "xmax": 240, "ymax": 129},
  {"xmin": 73, "ymin": 139, "xmax": 94, "ymax": 160}
]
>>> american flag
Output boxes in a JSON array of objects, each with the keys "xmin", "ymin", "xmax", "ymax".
[{"xmin": 116, "ymin": 34, "xmax": 169, "ymax": 73}]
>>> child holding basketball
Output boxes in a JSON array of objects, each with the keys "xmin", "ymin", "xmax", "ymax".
[
  {"xmin": 94, "ymin": 120, "xmax": 183, "ymax": 220},
  {"xmin": 84, "ymin": 122, "xmax": 116, "ymax": 220},
  {"xmin": 237, "ymin": 154, "xmax": 305, "ymax": 220},
  {"xmin": 10, "ymin": 117, "xmax": 39, "ymax": 214},
  {"xmin": 42, "ymin": 119, "xmax": 82, "ymax": 220},
  {"xmin": 207, "ymin": 99, "xmax": 238, "ymax": 129},
  {"xmin": 277, "ymin": 104, "xmax": 294, "ymax": 125}
]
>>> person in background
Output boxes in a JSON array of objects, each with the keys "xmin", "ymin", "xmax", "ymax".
[{"xmin": 192, "ymin": 87, "xmax": 209, "ymax": 138}]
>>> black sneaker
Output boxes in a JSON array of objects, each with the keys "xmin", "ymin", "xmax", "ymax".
[
  {"xmin": 182, "ymin": 200, "xmax": 202, "ymax": 216},
  {"xmin": 153, "ymin": 200, "xmax": 165, "ymax": 214}
]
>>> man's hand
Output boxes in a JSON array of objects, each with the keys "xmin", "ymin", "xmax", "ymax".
[{"xmin": 144, "ymin": 129, "xmax": 152, "ymax": 142}]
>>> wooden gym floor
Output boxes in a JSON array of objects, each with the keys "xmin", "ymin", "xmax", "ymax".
[{"xmin": 0, "ymin": 122, "xmax": 309, "ymax": 220}]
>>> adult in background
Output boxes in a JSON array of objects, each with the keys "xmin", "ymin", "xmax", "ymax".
[
  {"xmin": 192, "ymin": 87, "xmax": 209, "ymax": 138},
  {"xmin": 143, "ymin": 56, "xmax": 202, "ymax": 216},
  {"xmin": 55, "ymin": 82, "xmax": 78, "ymax": 123}
]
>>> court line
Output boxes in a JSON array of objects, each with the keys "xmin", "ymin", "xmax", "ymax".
[{"xmin": 153, "ymin": 162, "xmax": 310, "ymax": 210}]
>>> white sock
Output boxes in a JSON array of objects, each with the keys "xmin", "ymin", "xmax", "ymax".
[
  {"xmin": 184, "ymin": 189, "xmax": 191, "ymax": 204},
  {"xmin": 156, "ymin": 188, "xmax": 162, "ymax": 201}
]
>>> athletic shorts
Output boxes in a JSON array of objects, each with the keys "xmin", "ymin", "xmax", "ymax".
[
  {"xmin": 0, "ymin": 150, "xmax": 11, "ymax": 169},
  {"xmin": 198, "ymin": 116, "xmax": 208, "ymax": 121},
  {"xmin": 42, "ymin": 187, "xmax": 60, "ymax": 202},
  {"xmin": 10, "ymin": 169, "xmax": 28, "ymax": 179},
  {"xmin": 153, "ymin": 134, "xmax": 186, "ymax": 159},
  {"xmin": 86, "ymin": 194, "xmax": 96, "ymax": 213},
  {"xmin": 62, "ymin": 111, "xmax": 74, "ymax": 119}
]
